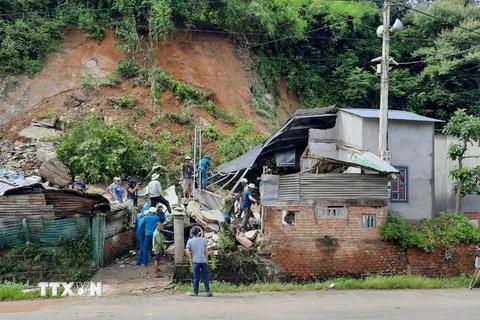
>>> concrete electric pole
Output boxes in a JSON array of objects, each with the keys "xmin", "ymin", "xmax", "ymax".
[{"xmin": 378, "ymin": 0, "xmax": 391, "ymax": 159}]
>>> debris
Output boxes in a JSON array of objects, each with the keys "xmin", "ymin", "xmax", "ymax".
[
  {"xmin": 201, "ymin": 209, "xmax": 226, "ymax": 224},
  {"xmin": 236, "ymin": 232, "xmax": 253, "ymax": 248},
  {"xmin": 38, "ymin": 158, "xmax": 72, "ymax": 187},
  {"xmin": 32, "ymin": 117, "xmax": 58, "ymax": 128},
  {"xmin": 18, "ymin": 125, "xmax": 61, "ymax": 141},
  {"xmin": 245, "ymin": 230, "xmax": 258, "ymax": 241}
]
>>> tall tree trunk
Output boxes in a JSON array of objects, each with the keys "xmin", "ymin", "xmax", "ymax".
[
  {"xmin": 455, "ymin": 178, "xmax": 464, "ymax": 215},
  {"xmin": 455, "ymin": 154, "xmax": 464, "ymax": 215}
]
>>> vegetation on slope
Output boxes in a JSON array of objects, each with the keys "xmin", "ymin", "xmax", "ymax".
[{"xmin": 2, "ymin": 0, "xmax": 480, "ymax": 121}]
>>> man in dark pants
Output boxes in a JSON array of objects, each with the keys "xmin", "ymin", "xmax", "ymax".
[
  {"xmin": 186, "ymin": 228, "xmax": 212, "ymax": 297},
  {"xmin": 148, "ymin": 173, "xmax": 172, "ymax": 213},
  {"xmin": 240, "ymin": 183, "xmax": 257, "ymax": 232}
]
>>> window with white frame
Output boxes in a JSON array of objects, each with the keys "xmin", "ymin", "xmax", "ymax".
[
  {"xmin": 363, "ymin": 214, "xmax": 376, "ymax": 228},
  {"xmin": 390, "ymin": 166, "xmax": 408, "ymax": 202},
  {"xmin": 315, "ymin": 206, "xmax": 347, "ymax": 218}
]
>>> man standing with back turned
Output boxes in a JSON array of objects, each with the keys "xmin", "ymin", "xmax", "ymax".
[{"xmin": 185, "ymin": 228, "xmax": 212, "ymax": 297}]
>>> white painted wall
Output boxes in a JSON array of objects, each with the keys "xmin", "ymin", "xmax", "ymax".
[{"xmin": 434, "ymin": 134, "xmax": 480, "ymax": 214}]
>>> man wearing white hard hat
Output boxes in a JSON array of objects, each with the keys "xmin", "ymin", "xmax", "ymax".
[
  {"xmin": 240, "ymin": 183, "xmax": 257, "ymax": 232},
  {"xmin": 148, "ymin": 173, "xmax": 172, "ymax": 214}
]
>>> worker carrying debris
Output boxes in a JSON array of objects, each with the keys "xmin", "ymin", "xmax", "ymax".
[
  {"xmin": 219, "ymin": 193, "xmax": 240, "ymax": 224},
  {"xmin": 240, "ymin": 183, "xmax": 257, "ymax": 232}
]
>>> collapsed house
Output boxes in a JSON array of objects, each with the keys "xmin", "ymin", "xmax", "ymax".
[
  {"xmin": 0, "ymin": 173, "xmax": 131, "ymax": 267},
  {"xmin": 212, "ymin": 106, "xmax": 442, "ymax": 278}
]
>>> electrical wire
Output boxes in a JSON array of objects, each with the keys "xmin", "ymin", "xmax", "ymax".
[
  {"xmin": 397, "ymin": 44, "xmax": 480, "ymax": 65},
  {"xmin": 394, "ymin": 1, "xmax": 480, "ymax": 37}
]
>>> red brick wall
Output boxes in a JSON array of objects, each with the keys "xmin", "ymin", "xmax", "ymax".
[
  {"xmin": 264, "ymin": 205, "xmax": 407, "ymax": 279},
  {"xmin": 407, "ymin": 244, "xmax": 478, "ymax": 277},
  {"xmin": 264, "ymin": 205, "xmax": 480, "ymax": 279},
  {"xmin": 104, "ymin": 230, "xmax": 135, "ymax": 264},
  {"xmin": 464, "ymin": 213, "xmax": 480, "ymax": 225}
]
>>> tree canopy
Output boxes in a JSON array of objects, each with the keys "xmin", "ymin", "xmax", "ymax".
[{"xmin": 1, "ymin": 0, "xmax": 480, "ymax": 121}]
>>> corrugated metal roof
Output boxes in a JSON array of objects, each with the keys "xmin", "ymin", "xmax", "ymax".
[
  {"xmin": 340, "ymin": 108, "xmax": 443, "ymax": 122},
  {"xmin": 215, "ymin": 107, "xmax": 337, "ymax": 173},
  {"xmin": 0, "ymin": 176, "xmax": 44, "ymax": 196},
  {"xmin": 305, "ymin": 141, "xmax": 399, "ymax": 173}
]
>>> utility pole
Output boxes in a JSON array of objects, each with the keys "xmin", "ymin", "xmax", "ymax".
[{"xmin": 378, "ymin": 0, "xmax": 391, "ymax": 158}]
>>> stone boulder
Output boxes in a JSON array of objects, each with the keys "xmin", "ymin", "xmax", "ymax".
[{"xmin": 38, "ymin": 159, "xmax": 72, "ymax": 187}]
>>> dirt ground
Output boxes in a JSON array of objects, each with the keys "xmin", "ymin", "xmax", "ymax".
[{"xmin": 90, "ymin": 251, "xmax": 177, "ymax": 297}]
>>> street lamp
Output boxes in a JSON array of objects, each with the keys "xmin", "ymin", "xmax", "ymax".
[{"xmin": 372, "ymin": 0, "xmax": 403, "ymax": 162}]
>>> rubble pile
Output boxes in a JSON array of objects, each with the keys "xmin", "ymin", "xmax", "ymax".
[
  {"xmin": 0, "ymin": 114, "xmax": 64, "ymax": 178},
  {"xmin": 178, "ymin": 201, "xmax": 271, "ymax": 255}
]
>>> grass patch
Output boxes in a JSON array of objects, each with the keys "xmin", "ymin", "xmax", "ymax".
[
  {"xmin": 0, "ymin": 282, "xmax": 63, "ymax": 301},
  {"xmin": 174, "ymin": 275, "xmax": 472, "ymax": 293}
]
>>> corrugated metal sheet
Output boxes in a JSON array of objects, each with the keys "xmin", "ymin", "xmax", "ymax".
[
  {"xmin": 340, "ymin": 108, "xmax": 442, "ymax": 122},
  {"xmin": 0, "ymin": 176, "xmax": 44, "ymax": 196},
  {"xmin": 0, "ymin": 194, "xmax": 55, "ymax": 218},
  {"xmin": 305, "ymin": 141, "xmax": 398, "ymax": 173},
  {"xmin": 44, "ymin": 190, "xmax": 110, "ymax": 216},
  {"xmin": 278, "ymin": 173, "xmax": 388, "ymax": 201},
  {"xmin": 278, "ymin": 174, "xmax": 301, "ymax": 200}
]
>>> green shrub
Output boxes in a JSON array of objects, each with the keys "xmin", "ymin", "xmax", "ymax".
[
  {"xmin": 162, "ymin": 112, "xmax": 193, "ymax": 126},
  {"xmin": 116, "ymin": 58, "xmax": 142, "ymax": 80},
  {"xmin": 107, "ymin": 95, "xmax": 136, "ymax": 109},
  {"xmin": 99, "ymin": 74, "xmax": 122, "ymax": 87},
  {"xmin": 56, "ymin": 115, "xmax": 155, "ymax": 183},
  {"xmin": 380, "ymin": 211, "xmax": 480, "ymax": 252},
  {"xmin": 80, "ymin": 78, "xmax": 93, "ymax": 89}
]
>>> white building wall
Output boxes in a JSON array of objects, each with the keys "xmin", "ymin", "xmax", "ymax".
[
  {"xmin": 335, "ymin": 110, "xmax": 435, "ymax": 221},
  {"xmin": 361, "ymin": 118, "xmax": 435, "ymax": 220},
  {"xmin": 434, "ymin": 134, "xmax": 480, "ymax": 214}
]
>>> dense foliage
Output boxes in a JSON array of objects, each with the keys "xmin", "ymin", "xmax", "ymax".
[
  {"xmin": 56, "ymin": 115, "xmax": 161, "ymax": 183},
  {"xmin": 443, "ymin": 110, "xmax": 480, "ymax": 214},
  {"xmin": 380, "ymin": 211, "xmax": 480, "ymax": 253},
  {"xmin": 1, "ymin": 0, "xmax": 479, "ymax": 120}
]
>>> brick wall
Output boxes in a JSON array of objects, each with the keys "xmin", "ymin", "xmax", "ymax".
[
  {"xmin": 407, "ymin": 244, "xmax": 478, "ymax": 277},
  {"xmin": 264, "ymin": 204, "xmax": 480, "ymax": 279},
  {"xmin": 264, "ymin": 205, "xmax": 407, "ymax": 279},
  {"xmin": 104, "ymin": 230, "xmax": 135, "ymax": 264}
]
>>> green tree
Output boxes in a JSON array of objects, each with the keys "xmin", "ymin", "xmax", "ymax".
[{"xmin": 443, "ymin": 109, "xmax": 480, "ymax": 214}]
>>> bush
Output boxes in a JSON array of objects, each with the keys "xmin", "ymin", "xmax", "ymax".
[
  {"xmin": 116, "ymin": 58, "xmax": 143, "ymax": 80},
  {"xmin": 380, "ymin": 211, "xmax": 480, "ymax": 252},
  {"xmin": 107, "ymin": 95, "xmax": 136, "ymax": 109},
  {"xmin": 56, "ymin": 115, "xmax": 154, "ymax": 183},
  {"xmin": 162, "ymin": 112, "xmax": 193, "ymax": 126}
]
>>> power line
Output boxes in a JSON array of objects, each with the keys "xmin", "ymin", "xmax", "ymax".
[
  {"xmin": 397, "ymin": 44, "xmax": 480, "ymax": 65},
  {"xmin": 395, "ymin": 1, "xmax": 480, "ymax": 37}
]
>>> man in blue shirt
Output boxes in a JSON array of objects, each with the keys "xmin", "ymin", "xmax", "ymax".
[
  {"xmin": 139, "ymin": 207, "xmax": 160, "ymax": 266},
  {"xmin": 240, "ymin": 183, "xmax": 257, "ymax": 232},
  {"xmin": 106, "ymin": 177, "xmax": 124, "ymax": 202},
  {"xmin": 196, "ymin": 155, "xmax": 211, "ymax": 189},
  {"xmin": 72, "ymin": 176, "xmax": 86, "ymax": 189},
  {"xmin": 186, "ymin": 227, "xmax": 212, "ymax": 297}
]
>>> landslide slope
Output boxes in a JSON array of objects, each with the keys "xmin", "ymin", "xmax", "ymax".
[{"xmin": 0, "ymin": 29, "xmax": 301, "ymax": 177}]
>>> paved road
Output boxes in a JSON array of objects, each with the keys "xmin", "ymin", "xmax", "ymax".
[{"xmin": 1, "ymin": 289, "xmax": 478, "ymax": 320}]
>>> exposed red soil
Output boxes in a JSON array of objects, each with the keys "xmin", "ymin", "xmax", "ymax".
[{"xmin": 0, "ymin": 28, "xmax": 299, "ymax": 150}]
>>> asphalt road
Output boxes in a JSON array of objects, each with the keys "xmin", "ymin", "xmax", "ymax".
[{"xmin": 1, "ymin": 289, "xmax": 478, "ymax": 320}]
